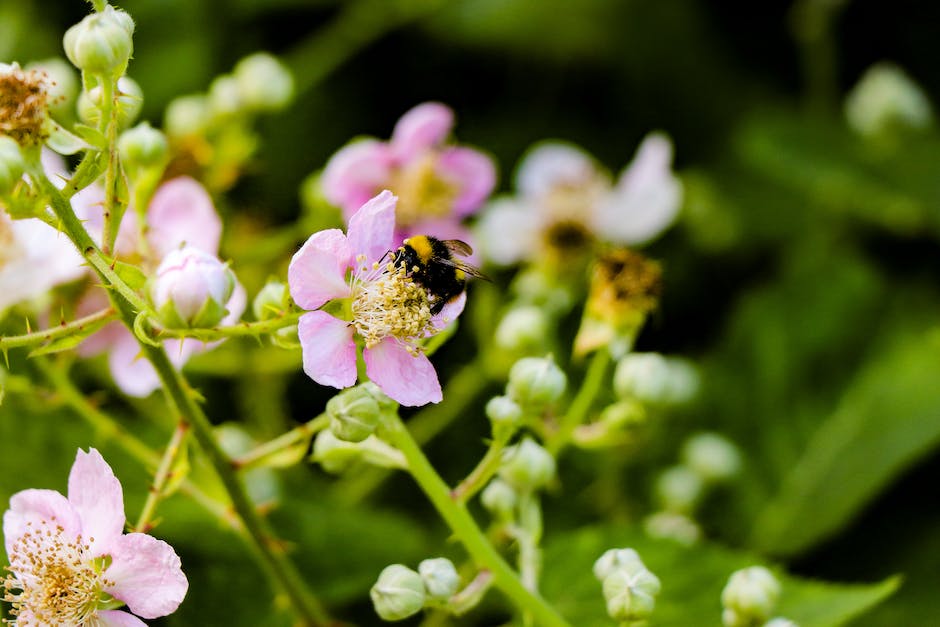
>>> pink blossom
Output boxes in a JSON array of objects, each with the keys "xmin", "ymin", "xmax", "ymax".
[
  {"xmin": 288, "ymin": 190, "xmax": 463, "ymax": 406},
  {"xmin": 321, "ymin": 102, "xmax": 496, "ymax": 243},
  {"xmin": 2, "ymin": 449, "xmax": 188, "ymax": 625}
]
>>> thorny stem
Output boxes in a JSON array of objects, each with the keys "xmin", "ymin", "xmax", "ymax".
[
  {"xmin": 381, "ymin": 414, "xmax": 571, "ymax": 627},
  {"xmin": 233, "ymin": 413, "xmax": 328, "ymax": 471},
  {"xmin": 547, "ymin": 349, "xmax": 611, "ymax": 456},
  {"xmin": 100, "ymin": 76, "xmax": 126, "ymax": 254},
  {"xmin": 152, "ymin": 310, "xmax": 302, "ymax": 342},
  {"xmin": 451, "ymin": 434, "xmax": 510, "ymax": 505},
  {"xmin": 135, "ymin": 421, "xmax": 190, "ymax": 533},
  {"xmin": 0, "ymin": 307, "xmax": 116, "ymax": 351}
]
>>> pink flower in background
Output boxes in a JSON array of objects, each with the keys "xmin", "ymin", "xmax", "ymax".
[
  {"xmin": 477, "ymin": 133, "xmax": 682, "ymax": 265},
  {"xmin": 288, "ymin": 190, "xmax": 462, "ymax": 406},
  {"xmin": 321, "ymin": 102, "xmax": 496, "ymax": 246},
  {"xmin": 2, "ymin": 448, "xmax": 188, "ymax": 625}
]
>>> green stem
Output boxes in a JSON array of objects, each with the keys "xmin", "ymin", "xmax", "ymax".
[
  {"xmin": 547, "ymin": 350, "xmax": 611, "ymax": 456},
  {"xmin": 382, "ymin": 415, "xmax": 570, "ymax": 627},
  {"xmin": 451, "ymin": 435, "xmax": 509, "ymax": 505},
  {"xmin": 233, "ymin": 414, "xmax": 328, "ymax": 471},
  {"xmin": 153, "ymin": 310, "xmax": 302, "ymax": 342},
  {"xmin": 100, "ymin": 76, "xmax": 123, "ymax": 254},
  {"xmin": 0, "ymin": 307, "xmax": 116, "ymax": 351},
  {"xmin": 135, "ymin": 421, "xmax": 190, "ymax": 533}
]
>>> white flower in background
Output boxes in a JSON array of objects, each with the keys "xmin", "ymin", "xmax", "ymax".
[
  {"xmin": 478, "ymin": 133, "xmax": 682, "ymax": 265},
  {"xmin": 845, "ymin": 62, "xmax": 932, "ymax": 137}
]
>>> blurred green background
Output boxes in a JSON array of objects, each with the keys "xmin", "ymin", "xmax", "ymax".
[{"xmin": 2, "ymin": 0, "xmax": 940, "ymax": 625}]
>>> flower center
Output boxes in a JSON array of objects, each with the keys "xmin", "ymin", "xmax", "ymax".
[
  {"xmin": 0, "ymin": 66, "xmax": 49, "ymax": 147},
  {"xmin": 589, "ymin": 248, "xmax": 662, "ymax": 320},
  {"xmin": 2, "ymin": 518, "xmax": 112, "ymax": 625},
  {"xmin": 350, "ymin": 256, "xmax": 434, "ymax": 352},
  {"xmin": 388, "ymin": 152, "xmax": 459, "ymax": 226}
]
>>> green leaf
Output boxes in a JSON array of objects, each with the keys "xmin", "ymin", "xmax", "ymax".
[
  {"xmin": 71, "ymin": 124, "xmax": 108, "ymax": 150},
  {"xmin": 751, "ymin": 329, "xmax": 940, "ymax": 556},
  {"xmin": 28, "ymin": 333, "xmax": 88, "ymax": 357},
  {"xmin": 541, "ymin": 525, "xmax": 898, "ymax": 627},
  {"xmin": 43, "ymin": 118, "xmax": 91, "ymax": 155},
  {"xmin": 113, "ymin": 260, "xmax": 148, "ymax": 290}
]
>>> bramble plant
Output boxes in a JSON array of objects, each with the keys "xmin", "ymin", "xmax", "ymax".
[{"xmin": 0, "ymin": 1, "xmax": 925, "ymax": 626}]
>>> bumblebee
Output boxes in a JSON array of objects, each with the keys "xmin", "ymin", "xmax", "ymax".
[{"xmin": 393, "ymin": 235, "xmax": 488, "ymax": 315}]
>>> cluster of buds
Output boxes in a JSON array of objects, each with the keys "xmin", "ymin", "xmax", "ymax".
[
  {"xmin": 721, "ymin": 566, "xmax": 795, "ymax": 627},
  {"xmin": 613, "ymin": 352, "xmax": 699, "ymax": 406},
  {"xmin": 593, "ymin": 548, "xmax": 662, "ymax": 624},
  {"xmin": 370, "ymin": 557, "xmax": 462, "ymax": 621}
]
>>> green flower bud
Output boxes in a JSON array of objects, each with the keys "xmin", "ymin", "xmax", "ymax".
[
  {"xmin": 480, "ymin": 478, "xmax": 517, "ymax": 519},
  {"xmin": 764, "ymin": 618, "xmax": 799, "ymax": 627},
  {"xmin": 164, "ymin": 94, "xmax": 210, "ymax": 137},
  {"xmin": 0, "ymin": 137, "xmax": 25, "ymax": 195},
  {"xmin": 360, "ymin": 381, "xmax": 399, "ymax": 414},
  {"xmin": 603, "ymin": 566, "xmax": 661, "ymax": 622},
  {"xmin": 78, "ymin": 76, "xmax": 143, "ymax": 129},
  {"xmin": 655, "ymin": 465, "xmax": 704, "ymax": 513},
  {"xmin": 26, "ymin": 58, "xmax": 78, "ymax": 121},
  {"xmin": 681, "ymin": 432, "xmax": 742, "ymax": 483},
  {"xmin": 613, "ymin": 353, "xmax": 699, "ymax": 405},
  {"xmin": 643, "ymin": 511, "xmax": 702, "ymax": 546},
  {"xmin": 326, "ymin": 385, "xmax": 382, "ymax": 443},
  {"xmin": 207, "ymin": 75, "xmax": 242, "ymax": 118},
  {"xmin": 721, "ymin": 566, "xmax": 781, "ymax": 627},
  {"xmin": 506, "ymin": 356, "xmax": 567, "ymax": 408},
  {"xmin": 495, "ymin": 305, "xmax": 549, "ymax": 352},
  {"xmin": 234, "ymin": 52, "xmax": 294, "ymax": 112},
  {"xmin": 593, "ymin": 548, "xmax": 646, "ymax": 582},
  {"xmin": 311, "ymin": 431, "xmax": 406, "ymax": 474},
  {"xmin": 845, "ymin": 62, "xmax": 932, "ymax": 138},
  {"xmin": 152, "ymin": 247, "xmax": 236, "ymax": 329},
  {"xmin": 597, "ymin": 400, "xmax": 644, "ymax": 429},
  {"xmin": 498, "ymin": 437, "xmax": 555, "ymax": 492},
  {"xmin": 418, "ymin": 558, "xmax": 460, "ymax": 602},
  {"xmin": 486, "ymin": 395, "xmax": 523, "ymax": 441},
  {"xmin": 252, "ymin": 280, "xmax": 290, "ymax": 321},
  {"xmin": 370, "ymin": 564, "xmax": 427, "ymax": 622},
  {"xmin": 63, "ymin": 6, "xmax": 134, "ymax": 76},
  {"xmin": 118, "ymin": 122, "xmax": 168, "ymax": 172}
]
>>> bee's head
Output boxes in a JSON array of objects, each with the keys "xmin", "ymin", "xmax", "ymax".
[{"xmin": 402, "ymin": 235, "xmax": 435, "ymax": 264}]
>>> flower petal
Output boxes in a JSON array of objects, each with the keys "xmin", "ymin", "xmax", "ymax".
[
  {"xmin": 437, "ymin": 146, "xmax": 496, "ymax": 216},
  {"xmin": 297, "ymin": 311, "xmax": 357, "ymax": 389},
  {"xmin": 516, "ymin": 142, "xmax": 598, "ymax": 198},
  {"xmin": 288, "ymin": 229, "xmax": 352, "ymax": 310},
  {"xmin": 104, "ymin": 532, "xmax": 188, "ymax": 619},
  {"xmin": 390, "ymin": 102, "xmax": 454, "ymax": 161},
  {"xmin": 321, "ymin": 140, "xmax": 393, "ymax": 218},
  {"xmin": 108, "ymin": 332, "xmax": 162, "ymax": 398},
  {"xmin": 431, "ymin": 290, "xmax": 466, "ymax": 331},
  {"xmin": 68, "ymin": 448, "xmax": 126, "ymax": 555},
  {"xmin": 146, "ymin": 177, "xmax": 222, "ymax": 258},
  {"xmin": 475, "ymin": 198, "xmax": 539, "ymax": 266},
  {"xmin": 97, "ymin": 610, "xmax": 149, "ymax": 627},
  {"xmin": 346, "ymin": 190, "xmax": 397, "ymax": 264},
  {"xmin": 4, "ymin": 489, "xmax": 80, "ymax": 557},
  {"xmin": 594, "ymin": 133, "xmax": 682, "ymax": 245},
  {"xmin": 364, "ymin": 338, "xmax": 442, "ymax": 406}
]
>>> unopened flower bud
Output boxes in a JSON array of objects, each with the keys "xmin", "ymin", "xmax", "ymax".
[
  {"xmin": 613, "ymin": 353, "xmax": 698, "ymax": 405},
  {"xmin": 480, "ymin": 478, "xmax": 517, "ymax": 518},
  {"xmin": 603, "ymin": 566, "xmax": 661, "ymax": 622},
  {"xmin": 721, "ymin": 566, "xmax": 781, "ymax": 627},
  {"xmin": 207, "ymin": 75, "xmax": 242, "ymax": 118},
  {"xmin": 495, "ymin": 305, "xmax": 549, "ymax": 352},
  {"xmin": 655, "ymin": 465, "xmax": 704, "ymax": 513},
  {"xmin": 598, "ymin": 400, "xmax": 644, "ymax": 429},
  {"xmin": 498, "ymin": 437, "xmax": 555, "ymax": 491},
  {"xmin": 118, "ymin": 122, "xmax": 167, "ymax": 173},
  {"xmin": 643, "ymin": 511, "xmax": 702, "ymax": 546},
  {"xmin": 165, "ymin": 95, "xmax": 210, "ymax": 137},
  {"xmin": 78, "ymin": 76, "xmax": 143, "ymax": 128},
  {"xmin": 764, "ymin": 618, "xmax": 799, "ymax": 627},
  {"xmin": 326, "ymin": 385, "xmax": 381, "ymax": 443},
  {"xmin": 506, "ymin": 356, "xmax": 566, "ymax": 408},
  {"xmin": 593, "ymin": 548, "xmax": 646, "ymax": 581},
  {"xmin": 486, "ymin": 395, "xmax": 523, "ymax": 441},
  {"xmin": 845, "ymin": 62, "xmax": 932, "ymax": 138},
  {"xmin": 681, "ymin": 432, "xmax": 742, "ymax": 483},
  {"xmin": 312, "ymin": 431, "xmax": 405, "ymax": 474},
  {"xmin": 63, "ymin": 6, "xmax": 134, "ymax": 76},
  {"xmin": 234, "ymin": 53, "xmax": 294, "ymax": 112},
  {"xmin": 252, "ymin": 280, "xmax": 290, "ymax": 320},
  {"xmin": 370, "ymin": 564, "xmax": 426, "ymax": 622},
  {"xmin": 418, "ymin": 558, "xmax": 460, "ymax": 602},
  {"xmin": 360, "ymin": 380, "xmax": 399, "ymax": 414},
  {"xmin": 0, "ymin": 137, "xmax": 25, "ymax": 195},
  {"xmin": 152, "ymin": 246, "xmax": 235, "ymax": 329}
]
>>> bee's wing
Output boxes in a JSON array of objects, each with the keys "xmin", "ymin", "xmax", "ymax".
[
  {"xmin": 440, "ymin": 239, "xmax": 474, "ymax": 257},
  {"xmin": 436, "ymin": 256, "xmax": 491, "ymax": 281}
]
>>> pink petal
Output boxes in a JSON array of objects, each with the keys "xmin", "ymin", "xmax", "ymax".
[
  {"xmin": 516, "ymin": 142, "xmax": 598, "ymax": 198},
  {"xmin": 321, "ymin": 140, "xmax": 394, "ymax": 218},
  {"xmin": 68, "ymin": 448, "xmax": 125, "ymax": 555},
  {"xmin": 104, "ymin": 532, "xmax": 188, "ymax": 619},
  {"xmin": 146, "ymin": 177, "xmax": 222, "ymax": 259},
  {"xmin": 346, "ymin": 190, "xmax": 397, "ymax": 264},
  {"xmin": 437, "ymin": 147, "xmax": 496, "ymax": 216},
  {"xmin": 390, "ymin": 102, "xmax": 454, "ymax": 161},
  {"xmin": 288, "ymin": 229, "xmax": 352, "ymax": 310},
  {"xmin": 4, "ymin": 489, "xmax": 80, "ymax": 557},
  {"xmin": 364, "ymin": 338, "xmax": 442, "ymax": 406},
  {"xmin": 431, "ymin": 290, "xmax": 466, "ymax": 331},
  {"xmin": 108, "ymin": 332, "xmax": 161, "ymax": 398},
  {"xmin": 97, "ymin": 610, "xmax": 148, "ymax": 627},
  {"xmin": 297, "ymin": 311, "xmax": 357, "ymax": 389}
]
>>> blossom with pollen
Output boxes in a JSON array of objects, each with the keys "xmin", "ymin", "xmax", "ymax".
[
  {"xmin": 288, "ymin": 190, "xmax": 463, "ymax": 406},
  {"xmin": 0, "ymin": 64, "xmax": 49, "ymax": 147},
  {"xmin": 2, "ymin": 448, "xmax": 188, "ymax": 625}
]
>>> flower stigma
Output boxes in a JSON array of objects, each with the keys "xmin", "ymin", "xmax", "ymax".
[
  {"xmin": 0, "ymin": 65, "xmax": 50, "ymax": 147},
  {"xmin": 349, "ymin": 254, "xmax": 434, "ymax": 353},
  {"xmin": 2, "ymin": 518, "xmax": 115, "ymax": 625}
]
